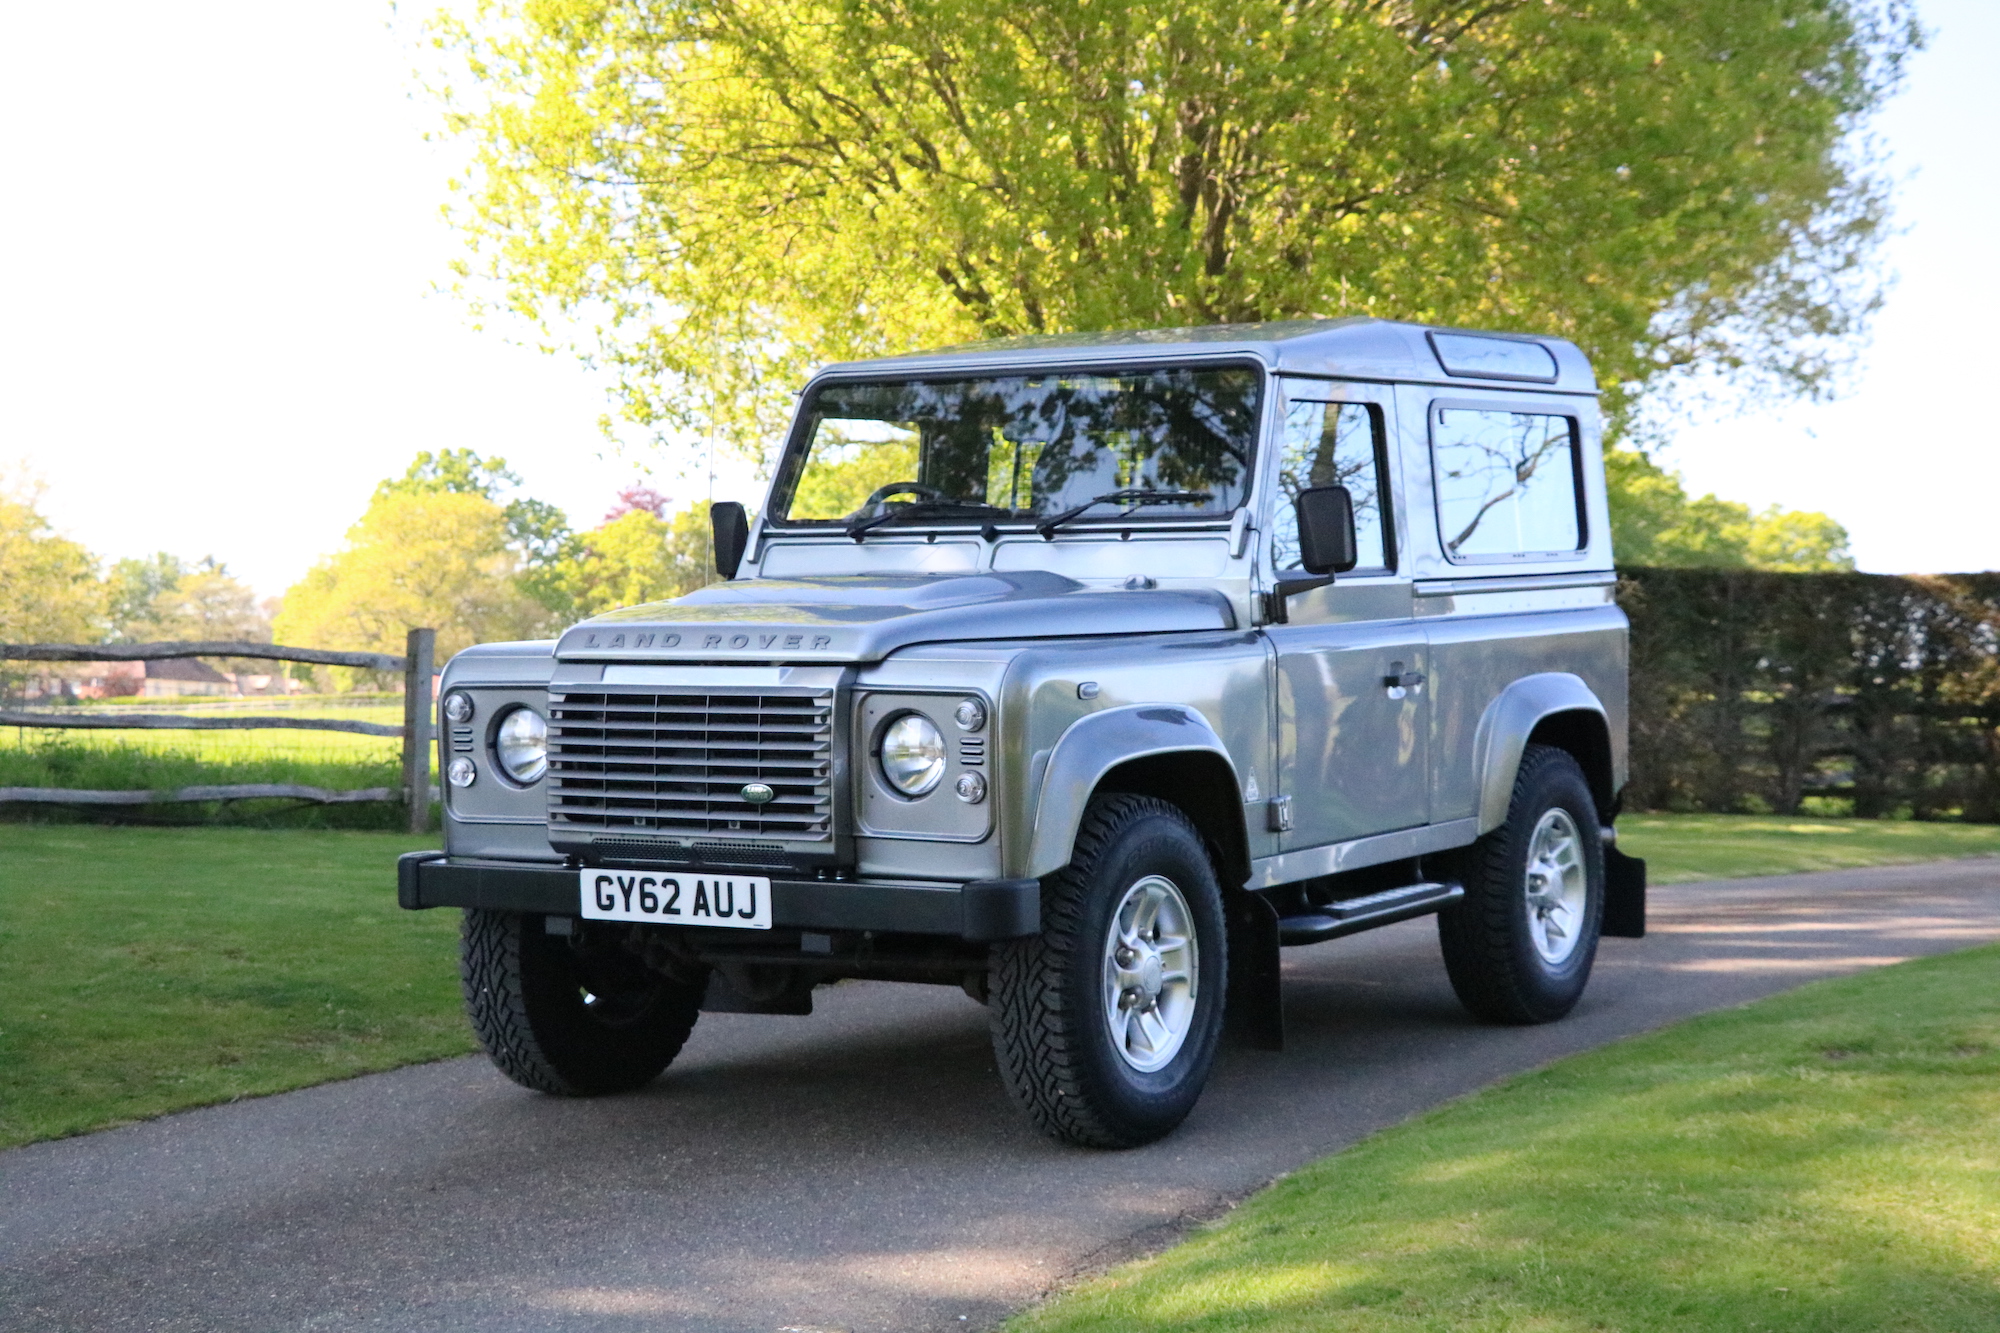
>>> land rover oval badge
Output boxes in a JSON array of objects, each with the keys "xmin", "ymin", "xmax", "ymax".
[{"xmin": 740, "ymin": 782, "xmax": 776, "ymax": 805}]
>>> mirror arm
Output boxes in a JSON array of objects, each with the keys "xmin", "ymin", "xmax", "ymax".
[{"xmin": 1265, "ymin": 574, "xmax": 1335, "ymax": 625}]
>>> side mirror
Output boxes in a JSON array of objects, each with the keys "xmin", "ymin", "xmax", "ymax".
[
  {"xmin": 1295, "ymin": 485, "xmax": 1358, "ymax": 575},
  {"xmin": 1267, "ymin": 486, "xmax": 1358, "ymax": 624},
  {"xmin": 710, "ymin": 501, "xmax": 749, "ymax": 580}
]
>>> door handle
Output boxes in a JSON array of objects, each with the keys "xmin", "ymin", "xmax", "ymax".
[{"xmin": 1383, "ymin": 665, "xmax": 1425, "ymax": 690}]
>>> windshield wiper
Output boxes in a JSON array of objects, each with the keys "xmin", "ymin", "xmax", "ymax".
[
  {"xmin": 1034, "ymin": 489, "xmax": 1214, "ymax": 540},
  {"xmin": 845, "ymin": 500, "xmax": 1015, "ymax": 542}
]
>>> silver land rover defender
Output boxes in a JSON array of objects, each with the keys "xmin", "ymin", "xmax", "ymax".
[{"xmin": 399, "ymin": 318, "xmax": 1646, "ymax": 1148}]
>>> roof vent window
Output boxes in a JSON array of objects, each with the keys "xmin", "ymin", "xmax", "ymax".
[{"xmin": 1427, "ymin": 332, "xmax": 1559, "ymax": 383}]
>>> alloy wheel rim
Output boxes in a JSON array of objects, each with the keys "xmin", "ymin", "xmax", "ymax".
[
  {"xmin": 1523, "ymin": 808, "xmax": 1587, "ymax": 964},
  {"xmin": 1101, "ymin": 874, "xmax": 1199, "ymax": 1073}
]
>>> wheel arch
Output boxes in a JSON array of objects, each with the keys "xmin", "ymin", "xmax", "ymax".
[
  {"xmin": 1022, "ymin": 705, "xmax": 1250, "ymax": 885},
  {"xmin": 1472, "ymin": 673, "xmax": 1616, "ymax": 834}
]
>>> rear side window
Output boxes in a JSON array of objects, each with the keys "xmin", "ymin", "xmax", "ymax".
[
  {"xmin": 1431, "ymin": 407, "xmax": 1582, "ymax": 560},
  {"xmin": 1273, "ymin": 399, "xmax": 1390, "ymax": 572}
]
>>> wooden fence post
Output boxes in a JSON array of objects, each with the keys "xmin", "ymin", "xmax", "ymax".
[{"xmin": 402, "ymin": 628, "xmax": 436, "ymax": 834}]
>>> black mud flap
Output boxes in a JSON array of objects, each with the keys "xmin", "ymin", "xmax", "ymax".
[
  {"xmin": 1225, "ymin": 890, "xmax": 1284, "ymax": 1051},
  {"xmin": 1603, "ymin": 846, "xmax": 1647, "ymax": 939}
]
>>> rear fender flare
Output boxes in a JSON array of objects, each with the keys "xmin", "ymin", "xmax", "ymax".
[{"xmin": 1471, "ymin": 673, "xmax": 1609, "ymax": 835}]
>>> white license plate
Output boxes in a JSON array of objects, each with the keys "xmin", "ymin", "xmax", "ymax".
[{"xmin": 580, "ymin": 869, "xmax": 773, "ymax": 929}]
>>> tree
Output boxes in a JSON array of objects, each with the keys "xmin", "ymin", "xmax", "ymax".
[
  {"xmin": 435, "ymin": 0, "xmax": 1917, "ymax": 453},
  {"xmin": 377, "ymin": 449, "xmax": 580, "ymax": 615},
  {"xmin": 274, "ymin": 487, "xmax": 554, "ymax": 671},
  {"xmin": 106, "ymin": 553, "xmax": 190, "ymax": 641},
  {"xmin": 604, "ymin": 483, "xmax": 671, "ymax": 522},
  {"xmin": 560, "ymin": 505, "xmax": 713, "ymax": 618},
  {"xmin": 108, "ymin": 554, "xmax": 268, "ymax": 642},
  {"xmin": 0, "ymin": 476, "xmax": 104, "ymax": 696},
  {"xmin": 0, "ymin": 478, "xmax": 103, "ymax": 643},
  {"xmin": 1605, "ymin": 447, "xmax": 1852, "ymax": 571},
  {"xmin": 1744, "ymin": 507, "xmax": 1854, "ymax": 573}
]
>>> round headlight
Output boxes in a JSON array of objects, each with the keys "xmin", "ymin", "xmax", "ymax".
[
  {"xmin": 879, "ymin": 713, "xmax": 946, "ymax": 797},
  {"xmin": 494, "ymin": 707, "xmax": 548, "ymax": 784}
]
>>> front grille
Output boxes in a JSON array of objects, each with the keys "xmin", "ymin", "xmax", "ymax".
[{"xmin": 548, "ymin": 689, "xmax": 834, "ymax": 841}]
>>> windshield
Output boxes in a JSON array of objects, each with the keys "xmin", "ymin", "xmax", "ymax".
[{"xmin": 771, "ymin": 366, "xmax": 1261, "ymax": 529}]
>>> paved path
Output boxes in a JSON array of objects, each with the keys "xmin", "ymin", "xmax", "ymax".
[{"xmin": 6, "ymin": 858, "xmax": 1999, "ymax": 1332}]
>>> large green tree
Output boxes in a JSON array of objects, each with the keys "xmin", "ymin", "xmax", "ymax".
[
  {"xmin": 1605, "ymin": 448, "xmax": 1852, "ymax": 571},
  {"xmin": 0, "ymin": 477, "xmax": 104, "ymax": 698},
  {"xmin": 107, "ymin": 554, "xmax": 269, "ymax": 643},
  {"xmin": 0, "ymin": 482, "xmax": 102, "ymax": 643},
  {"xmin": 275, "ymin": 469, "xmax": 558, "ymax": 668},
  {"xmin": 375, "ymin": 449, "xmax": 579, "ymax": 613},
  {"xmin": 560, "ymin": 504, "xmax": 713, "ymax": 616},
  {"xmin": 436, "ymin": 0, "xmax": 1916, "ymax": 451}
]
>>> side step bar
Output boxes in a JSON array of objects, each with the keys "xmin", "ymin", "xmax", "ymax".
[{"xmin": 1275, "ymin": 880, "xmax": 1464, "ymax": 946}]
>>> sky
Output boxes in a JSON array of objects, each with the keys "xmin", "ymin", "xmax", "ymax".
[{"xmin": 0, "ymin": 1, "xmax": 1993, "ymax": 598}]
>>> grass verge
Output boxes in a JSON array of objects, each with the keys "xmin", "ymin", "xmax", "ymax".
[
  {"xmin": 1010, "ymin": 944, "xmax": 2000, "ymax": 1333},
  {"xmin": 0, "ymin": 826, "xmax": 471, "ymax": 1149},
  {"xmin": 1620, "ymin": 812, "xmax": 2000, "ymax": 884}
]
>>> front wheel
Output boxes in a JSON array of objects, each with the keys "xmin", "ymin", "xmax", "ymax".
[
  {"xmin": 460, "ymin": 909, "xmax": 704, "ymax": 1095},
  {"xmin": 1437, "ymin": 744, "xmax": 1605, "ymax": 1024},
  {"xmin": 989, "ymin": 795, "xmax": 1228, "ymax": 1148}
]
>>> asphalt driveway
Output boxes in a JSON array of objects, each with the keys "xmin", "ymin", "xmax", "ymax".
[{"xmin": 5, "ymin": 857, "xmax": 1998, "ymax": 1332}]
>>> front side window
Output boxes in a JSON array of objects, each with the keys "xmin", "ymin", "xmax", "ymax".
[
  {"xmin": 1271, "ymin": 399, "xmax": 1390, "ymax": 572},
  {"xmin": 1431, "ymin": 408, "xmax": 1582, "ymax": 559},
  {"xmin": 772, "ymin": 366, "xmax": 1261, "ymax": 529}
]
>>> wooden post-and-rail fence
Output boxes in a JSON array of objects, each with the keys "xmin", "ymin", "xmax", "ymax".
[{"xmin": 0, "ymin": 629, "xmax": 437, "ymax": 834}]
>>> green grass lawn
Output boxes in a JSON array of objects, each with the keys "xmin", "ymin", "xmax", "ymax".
[
  {"xmin": 1620, "ymin": 812, "xmax": 2000, "ymax": 884},
  {"xmin": 1011, "ymin": 943, "xmax": 2000, "ymax": 1333},
  {"xmin": 2, "ymin": 696, "xmax": 406, "ymax": 763},
  {"xmin": 0, "ymin": 826, "xmax": 470, "ymax": 1149},
  {"xmin": 1, "ymin": 701, "xmax": 408, "ymax": 827}
]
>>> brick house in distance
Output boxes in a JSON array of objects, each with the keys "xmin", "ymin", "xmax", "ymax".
[{"xmin": 50, "ymin": 658, "xmax": 282, "ymax": 699}]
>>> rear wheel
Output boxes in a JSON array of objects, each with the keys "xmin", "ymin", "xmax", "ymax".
[
  {"xmin": 1437, "ymin": 745, "xmax": 1604, "ymax": 1024},
  {"xmin": 460, "ymin": 909, "xmax": 704, "ymax": 1095},
  {"xmin": 990, "ymin": 795, "xmax": 1228, "ymax": 1148}
]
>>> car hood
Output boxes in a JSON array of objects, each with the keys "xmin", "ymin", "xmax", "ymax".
[{"xmin": 553, "ymin": 571, "xmax": 1235, "ymax": 664}]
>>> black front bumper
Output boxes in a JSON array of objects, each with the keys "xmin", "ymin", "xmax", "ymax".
[{"xmin": 397, "ymin": 852, "xmax": 1039, "ymax": 942}]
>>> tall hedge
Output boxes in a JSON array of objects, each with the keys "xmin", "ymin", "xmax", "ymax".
[{"xmin": 1618, "ymin": 570, "xmax": 2000, "ymax": 821}]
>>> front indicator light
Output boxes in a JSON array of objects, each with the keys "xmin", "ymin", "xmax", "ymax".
[
  {"xmin": 954, "ymin": 771, "xmax": 987, "ymax": 803},
  {"xmin": 495, "ymin": 707, "xmax": 549, "ymax": 784},
  {"xmin": 880, "ymin": 713, "xmax": 946, "ymax": 797},
  {"xmin": 447, "ymin": 757, "xmax": 477, "ymax": 788}
]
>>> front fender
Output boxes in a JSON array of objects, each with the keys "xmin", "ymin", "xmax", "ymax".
[
  {"xmin": 1471, "ymin": 672, "xmax": 1608, "ymax": 834},
  {"xmin": 1023, "ymin": 704, "xmax": 1240, "ymax": 879}
]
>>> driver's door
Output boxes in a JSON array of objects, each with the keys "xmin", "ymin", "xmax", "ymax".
[{"xmin": 1266, "ymin": 381, "xmax": 1431, "ymax": 849}]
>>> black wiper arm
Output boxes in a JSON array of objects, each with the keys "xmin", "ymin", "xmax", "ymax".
[
  {"xmin": 1034, "ymin": 488, "xmax": 1214, "ymax": 540},
  {"xmin": 846, "ymin": 500, "xmax": 1013, "ymax": 541}
]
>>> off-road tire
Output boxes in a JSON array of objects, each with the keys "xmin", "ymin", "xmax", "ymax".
[
  {"xmin": 1437, "ymin": 744, "xmax": 1605, "ymax": 1024},
  {"xmin": 461, "ymin": 909, "xmax": 704, "ymax": 1095},
  {"xmin": 989, "ymin": 794, "xmax": 1228, "ymax": 1148}
]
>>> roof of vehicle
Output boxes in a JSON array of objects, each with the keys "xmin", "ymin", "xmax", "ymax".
[{"xmin": 813, "ymin": 317, "xmax": 1597, "ymax": 395}]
